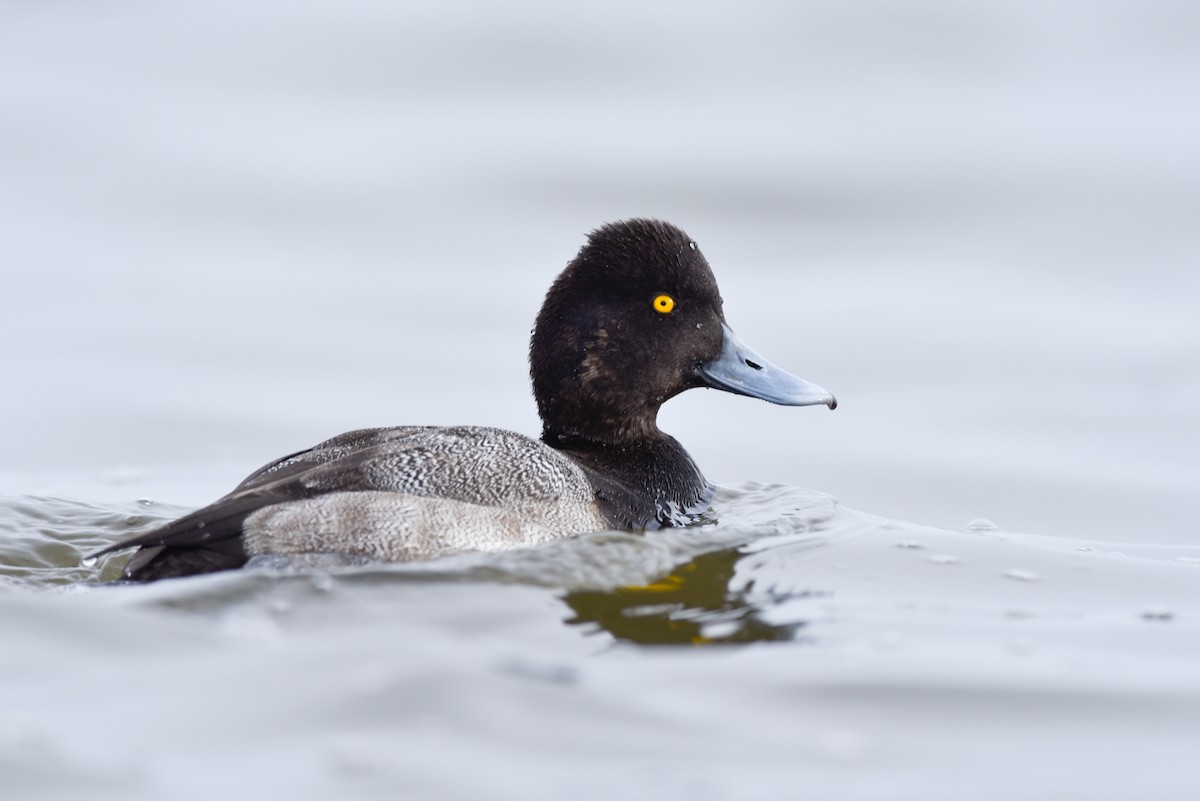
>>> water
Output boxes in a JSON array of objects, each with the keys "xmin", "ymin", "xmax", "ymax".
[
  {"xmin": 3, "ymin": 0, "xmax": 1199, "ymax": 798},
  {"xmin": 4, "ymin": 485, "xmax": 1200, "ymax": 799}
]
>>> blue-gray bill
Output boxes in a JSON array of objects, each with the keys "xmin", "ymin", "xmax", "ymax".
[{"xmin": 697, "ymin": 323, "xmax": 837, "ymax": 409}]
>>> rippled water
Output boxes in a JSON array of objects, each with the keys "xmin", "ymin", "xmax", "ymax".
[
  {"xmin": 4, "ymin": 486, "xmax": 1199, "ymax": 800},
  {"xmin": 4, "ymin": 0, "xmax": 1199, "ymax": 797}
]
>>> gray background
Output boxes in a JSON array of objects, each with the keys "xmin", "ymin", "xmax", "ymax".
[{"xmin": 3, "ymin": 0, "xmax": 1197, "ymax": 542}]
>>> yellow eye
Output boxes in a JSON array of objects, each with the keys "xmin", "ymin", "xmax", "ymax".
[{"xmin": 652, "ymin": 294, "xmax": 676, "ymax": 314}]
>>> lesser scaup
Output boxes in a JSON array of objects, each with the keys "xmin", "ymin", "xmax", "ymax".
[{"xmin": 90, "ymin": 219, "xmax": 835, "ymax": 581}]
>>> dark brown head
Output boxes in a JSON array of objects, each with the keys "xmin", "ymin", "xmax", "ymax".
[{"xmin": 530, "ymin": 219, "xmax": 834, "ymax": 445}]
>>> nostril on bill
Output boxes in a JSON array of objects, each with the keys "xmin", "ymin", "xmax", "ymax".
[{"xmin": 745, "ymin": 359, "xmax": 763, "ymax": 370}]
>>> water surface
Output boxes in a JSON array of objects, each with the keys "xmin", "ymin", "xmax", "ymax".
[
  {"xmin": 4, "ymin": 486, "xmax": 1198, "ymax": 800},
  {"xmin": 3, "ymin": 1, "xmax": 1198, "ymax": 798}
]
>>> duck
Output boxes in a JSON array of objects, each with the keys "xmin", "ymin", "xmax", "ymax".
[{"xmin": 89, "ymin": 219, "xmax": 836, "ymax": 581}]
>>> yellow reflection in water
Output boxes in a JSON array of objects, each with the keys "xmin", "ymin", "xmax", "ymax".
[{"xmin": 562, "ymin": 547, "xmax": 809, "ymax": 646}]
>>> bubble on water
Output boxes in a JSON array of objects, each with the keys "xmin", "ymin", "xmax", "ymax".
[
  {"xmin": 896, "ymin": 540, "xmax": 923, "ymax": 549},
  {"xmin": 966, "ymin": 518, "xmax": 999, "ymax": 533},
  {"xmin": 123, "ymin": 515, "xmax": 143, "ymax": 526},
  {"xmin": 928, "ymin": 554, "xmax": 960, "ymax": 566},
  {"xmin": 268, "ymin": 598, "xmax": 293, "ymax": 614},
  {"xmin": 137, "ymin": 498, "xmax": 155, "ymax": 507},
  {"xmin": 1002, "ymin": 569, "xmax": 1040, "ymax": 583},
  {"xmin": 81, "ymin": 555, "xmax": 98, "ymax": 568},
  {"xmin": 1142, "ymin": 606, "xmax": 1174, "ymax": 621}
]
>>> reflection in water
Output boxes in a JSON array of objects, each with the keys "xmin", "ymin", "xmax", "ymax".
[{"xmin": 562, "ymin": 547, "xmax": 815, "ymax": 646}]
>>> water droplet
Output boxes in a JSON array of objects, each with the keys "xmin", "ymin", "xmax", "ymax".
[
  {"xmin": 1142, "ymin": 606, "xmax": 1174, "ymax": 621},
  {"xmin": 688, "ymin": 241, "xmax": 697, "ymax": 250},
  {"xmin": 197, "ymin": 521, "xmax": 206, "ymax": 529},
  {"xmin": 1002, "ymin": 569, "xmax": 1039, "ymax": 582},
  {"xmin": 81, "ymin": 555, "xmax": 98, "ymax": 568},
  {"xmin": 124, "ymin": 514, "xmax": 143, "ymax": 526},
  {"xmin": 966, "ymin": 518, "xmax": 998, "ymax": 533},
  {"xmin": 137, "ymin": 498, "xmax": 155, "ymax": 507},
  {"xmin": 896, "ymin": 540, "xmax": 923, "ymax": 549},
  {"xmin": 200, "ymin": 532, "xmax": 212, "ymax": 541},
  {"xmin": 928, "ymin": 554, "xmax": 960, "ymax": 566}
]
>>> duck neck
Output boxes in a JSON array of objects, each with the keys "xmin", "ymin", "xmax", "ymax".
[
  {"xmin": 544, "ymin": 427, "xmax": 713, "ymax": 530},
  {"xmin": 537, "ymin": 394, "xmax": 664, "ymax": 446}
]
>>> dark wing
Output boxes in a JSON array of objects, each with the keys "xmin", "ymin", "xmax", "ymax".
[
  {"xmin": 99, "ymin": 494, "xmax": 268, "ymax": 581},
  {"xmin": 90, "ymin": 480, "xmax": 323, "ymax": 582},
  {"xmin": 91, "ymin": 427, "xmax": 431, "ymax": 582}
]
